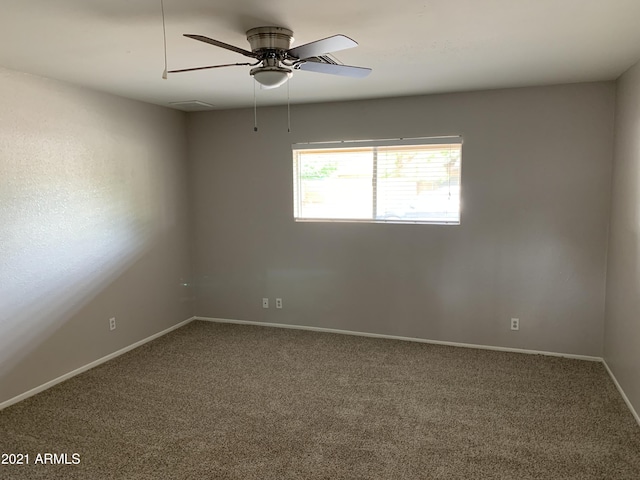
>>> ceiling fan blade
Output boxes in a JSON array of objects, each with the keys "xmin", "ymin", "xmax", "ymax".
[
  {"xmin": 296, "ymin": 61, "xmax": 372, "ymax": 78},
  {"xmin": 184, "ymin": 34, "xmax": 258, "ymax": 58},
  {"xmin": 168, "ymin": 63, "xmax": 253, "ymax": 74},
  {"xmin": 287, "ymin": 35, "xmax": 358, "ymax": 60}
]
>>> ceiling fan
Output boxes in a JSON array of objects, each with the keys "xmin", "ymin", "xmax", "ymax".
[{"xmin": 168, "ymin": 26, "xmax": 372, "ymax": 89}]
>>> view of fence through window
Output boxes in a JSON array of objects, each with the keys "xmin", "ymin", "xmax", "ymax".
[{"xmin": 293, "ymin": 138, "xmax": 462, "ymax": 224}]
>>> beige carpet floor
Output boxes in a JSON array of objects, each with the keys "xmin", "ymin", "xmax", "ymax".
[{"xmin": 1, "ymin": 321, "xmax": 639, "ymax": 479}]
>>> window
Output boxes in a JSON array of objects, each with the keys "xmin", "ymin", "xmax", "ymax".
[{"xmin": 293, "ymin": 137, "xmax": 462, "ymax": 224}]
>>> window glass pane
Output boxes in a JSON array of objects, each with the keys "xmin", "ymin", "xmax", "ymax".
[
  {"xmin": 376, "ymin": 145, "xmax": 461, "ymax": 223},
  {"xmin": 296, "ymin": 148, "xmax": 373, "ymax": 220}
]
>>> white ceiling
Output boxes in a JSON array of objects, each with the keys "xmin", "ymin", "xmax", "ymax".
[{"xmin": 2, "ymin": 0, "xmax": 640, "ymax": 111}]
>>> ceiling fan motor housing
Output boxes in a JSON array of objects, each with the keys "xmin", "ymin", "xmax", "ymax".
[{"xmin": 246, "ymin": 27, "xmax": 294, "ymax": 55}]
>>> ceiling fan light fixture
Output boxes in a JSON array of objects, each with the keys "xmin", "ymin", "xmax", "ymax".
[{"xmin": 251, "ymin": 66, "xmax": 292, "ymax": 89}]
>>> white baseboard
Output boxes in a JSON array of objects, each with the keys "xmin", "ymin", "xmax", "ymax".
[
  {"xmin": 194, "ymin": 317, "xmax": 602, "ymax": 362},
  {"xmin": 0, "ymin": 316, "xmax": 196, "ymax": 411},
  {"xmin": 602, "ymin": 360, "xmax": 640, "ymax": 427}
]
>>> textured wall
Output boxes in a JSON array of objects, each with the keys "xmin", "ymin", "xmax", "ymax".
[
  {"xmin": 604, "ymin": 60, "xmax": 640, "ymax": 416},
  {"xmin": 189, "ymin": 83, "xmax": 615, "ymax": 356},
  {"xmin": 0, "ymin": 68, "xmax": 193, "ymax": 404}
]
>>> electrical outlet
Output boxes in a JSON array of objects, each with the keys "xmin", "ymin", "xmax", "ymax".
[
  {"xmin": 262, "ymin": 298, "xmax": 269, "ymax": 308},
  {"xmin": 511, "ymin": 318, "xmax": 519, "ymax": 331},
  {"xmin": 109, "ymin": 317, "xmax": 116, "ymax": 331},
  {"xmin": 276, "ymin": 298, "xmax": 283, "ymax": 309}
]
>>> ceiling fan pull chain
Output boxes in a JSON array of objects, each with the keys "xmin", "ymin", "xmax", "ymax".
[
  {"xmin": 253, "ymin": 79, "xmax": 258, "ymax": 132},
  {"xmin": 287, "ymin": 79, "xmax": 291, "ymax": 133}
]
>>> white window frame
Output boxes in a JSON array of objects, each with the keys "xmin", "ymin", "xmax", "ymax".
[{"xmin": 292, "ymin": 136, "xmax": 463, "ymax": 225}]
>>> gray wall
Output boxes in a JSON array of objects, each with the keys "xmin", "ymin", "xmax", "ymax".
[
  {"xmin": 604, "ymin": 59, "xmax": 640, "ymax": 415},
  {"xmin": 0, "ymin": 72, "xmax": 621, "ymax": 406},
  {"xmin": 0, "ymin": 67, "xmax": 193, "ymax": 404},
  {"xmin": 189, "ymin": 82, "xmax": 615, "ymax": 357}
]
